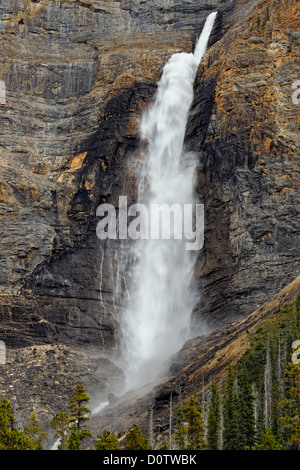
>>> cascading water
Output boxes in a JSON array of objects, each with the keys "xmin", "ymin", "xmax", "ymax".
[{"xmin": 119, "ymin": 11, "xmax": 218, "ymax": 390}]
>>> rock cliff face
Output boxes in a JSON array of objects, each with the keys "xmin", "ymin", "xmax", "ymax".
[
  {"xmin": 0, "ymin": 0, "xmax": 230, "ymax": 349},
  {"xmin": 188, "ymin": 0, "xmax": 300, "ymax": 331},
  {"xmin": 0, "ymin": 0, "xmax": 299, "ymax": 444}
]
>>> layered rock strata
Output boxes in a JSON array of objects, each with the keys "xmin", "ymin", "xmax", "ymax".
[
  {"xmin": 187, "ymin": 0, "xmax": 300, "ymax": 331},
  {"xmin": 0, "ymin": 0, "xmax": 299, "ymax": 444},
  {"xmin": 0, "ymin": 0, "xmax": 228, "ymax": 348}
]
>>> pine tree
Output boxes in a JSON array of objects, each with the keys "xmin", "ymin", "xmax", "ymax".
[
  {"xmin": 0, "ymin": 398, "xmax": 46, "ymax": 450},
  {"xmin": 124, "ymin": 424, "xmax": 151, "ymax": 450},
  {"xmin": 256, "ymin": 385, "xmax": 265, "ymax": 442},
  {"xmin": 207, "ymin": 382, "xmax": 221, "ymax": 450},
  {"xmin": 68, "ymin": 384, "xmax": 92, "ymax": 445},
  {"xmin": 68, "ymin": 384, "xmax": 91, "ymax": 433},
  {"xmin": 271, "ymin": 381, "xmax": 282, "ymax": 440},
  {"xmin": 279, "ymin": 359, "xmax": 300, "ymax": 449},
  {"xmin": 223, "ymin": 365, "xmax": 242, "ymax": 450},
  {"xmin": 23, "ymin": 411, "xmax": 46, "ymax": 449},
  {"xmin": 239, "ymin": 364, "xmax": 256, "ymax": 449},
  {"xmin": 176, "ymin": 388, "xmax": 207, "ymax": 450},
  {"xmin": 95, "ymin": 429, "xmax": 120, "ymax": 450},
  {"xmin": 51, "ymin": 410, "xmax": 70, "ymax": 450},
  {"xmin": 257, "ymin": 15, "xmax": 261, "ymax": 28},
  {"xmin": 0, "ymin": 398, "xmax": 15, "ymax": 432},
  {"xmin": 51, "ymin": 384, "xmax": 93, "ymax": 450},
  {"xmin": 257, "ymin": 428, "xmax": 281, "ymax": 450},
  {"xmin": 68, "ymin": 424, "xmax": 81, "ymax": 450},
  {"xmin": 264, "ymin": 339, "xmax": 272, "ymax": 430},
  {"xmin": 201, "ymin": 379, "xmax": 208, "ymax": 441}
]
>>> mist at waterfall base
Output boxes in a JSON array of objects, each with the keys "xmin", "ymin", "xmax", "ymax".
[{"xmin": 95, "ymin": 13, "xmax": 218, "ymax": 403}]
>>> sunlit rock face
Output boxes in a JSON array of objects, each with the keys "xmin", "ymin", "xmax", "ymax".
[
  {"xmin": 0, "ymin": 0, "xmax": 299, "ymax": 352},
  {"xmin": 186, "ymin": 0, "xmax": 300, "ymax": 331}
]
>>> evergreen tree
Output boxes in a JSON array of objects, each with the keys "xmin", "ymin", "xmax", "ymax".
[
  {"xmin": 257, "ymin": 15, "xmax": 261, "ymax": 28},
  {"xmin": 125, "ymin": 424, "xmax": 151, "ymax": 450},
  {"xmin": 51, "ymin": 410, "xmax": 70, "ymax": 450},
  {"xmin": 271, "ymin": 381, "xmax": 282, "ymax": 441},
  {"xmin": 207, "ymin": 382, "xmax": 221, "ymax": 450},
  {"xmin": 68, "ymin": 424, "xmax": 81, "ymax": 450},
  {"xmin": 256, "ymin": 385, "xmax": 265, "ymax": 442},
  {"xmin": 279, "ymin": 360, "xmax": 300, "ymax": 449},
  {"xmin": 239, "ymin": 364, "xmax": 256, "ymax": 449},
  {"xmin": 264, "ymin": 339, "xmax": 272, "ymax": 430},
  {"xmin": 0, "ymin": 398, "xmax": 45, "ymax": 450},
  {"xmin": 223, "ymin": 365, "xmax": 242, "ymax": 450},
  {"xmin": 68, "ymin": 384, "xmax": 91, "ymax": 433},
  {"xmin": 51, "ymin": 384, "xmax": 93, "ymax": 450},
  {"xmin": 23, "ymin": 411, "xmax": 46, "ymax": 449},
  {"xmin": 0, "ymin": 398, "xmax": 15, "ymax": 432},
  {"xmin": 257, "ymin": 428, "xmax": 281, "ymax": 450},
  {"xmin": 68, "ymin": 384, "xmax": 92, "ymax": 446},
  {"xmin": 176, "ymin": 388, "xmax": 207, "ymax": 450},
  {"xmin": 95, "ymin": 429, "xmax": 120, "ymax": 450}
]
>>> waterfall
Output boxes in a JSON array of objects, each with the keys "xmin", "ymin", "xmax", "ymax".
[{"xmin": 120, "ymin": 11, "xmax": 218, "ymax": 389}]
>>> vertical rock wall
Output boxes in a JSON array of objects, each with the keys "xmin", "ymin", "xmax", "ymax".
[
  {"xmin": 186, "ymin": 0, "xmax": 300, "ymax": 330},
  {"xmin": 0, "ymin": 0, "xmax": 229, "ymax": 348}
]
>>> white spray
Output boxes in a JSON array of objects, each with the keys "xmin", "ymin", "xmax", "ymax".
[{"xmin": 120, "ymin": 12, "xmax": 218, "ymax": 389}]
